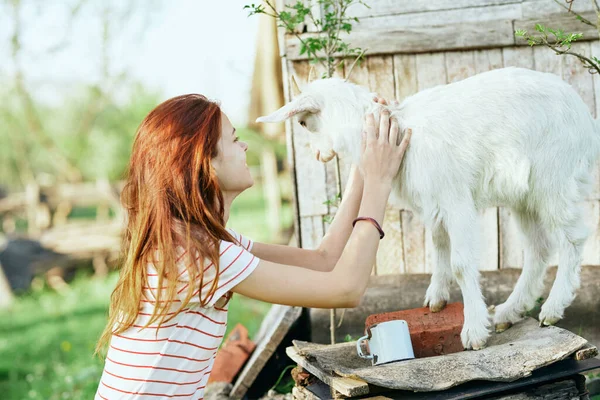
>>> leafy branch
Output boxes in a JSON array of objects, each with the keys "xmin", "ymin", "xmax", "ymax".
[
  {"xmin": 515, "ymin": 0, "xmax": 600, "ymax": 74},
  {"xmin": 244, "ymin": 0, "xmax": 368, "ymax": 79}
]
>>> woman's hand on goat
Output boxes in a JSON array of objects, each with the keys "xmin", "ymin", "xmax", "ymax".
[{"xmin": 360, "ymin": 110, "xmax": 412, "ymax": 184}]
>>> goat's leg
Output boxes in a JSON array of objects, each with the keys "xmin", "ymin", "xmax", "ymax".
[
  {"xmin": 539, "ymin": 206, "xmax": 588, "ymax": 326},
  {"xmin": 445, "ymin": 204, "xmax": 490, "ymax": 350},
  {"xmin": 493, "ymin": 211, "xmax": 552, "ymax": 332},
  {"xmin": 424, "ymin": 223, "xmax": 453, "ymax": 312}
]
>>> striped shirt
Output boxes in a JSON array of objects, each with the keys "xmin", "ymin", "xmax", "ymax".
[{"xmin": 95, "ymin": 230, "xmax": 259, "ymax": 400}]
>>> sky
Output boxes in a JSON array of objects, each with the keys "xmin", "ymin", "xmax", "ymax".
[{"xmin": 0, "ymin": 0, "xmax": 261, "ymax": 126}]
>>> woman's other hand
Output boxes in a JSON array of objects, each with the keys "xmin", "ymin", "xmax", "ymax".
[{"xmin": 360, "ymin": 107, "xmax": 412, "ymax": 184}]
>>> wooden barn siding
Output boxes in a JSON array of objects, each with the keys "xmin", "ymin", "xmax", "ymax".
[{"xmin": 281, "ymin": 0, "xmax": 600, "ymax": 273}]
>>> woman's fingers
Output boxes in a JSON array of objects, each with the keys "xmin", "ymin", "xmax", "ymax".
[
  {"xmin": 389, "ymin": 118, "xmax": 400, "ymax": 146},
  {"xmin": 378, "ymin": 109, "xmax": 390, "ymax": 143},
  {"xmin": 398, "ymin": 128, "xmax": 412, "ymax": 156},
  {"xmin": 364, "ymin": 113, "xmax": 377, "ymax": 143}
]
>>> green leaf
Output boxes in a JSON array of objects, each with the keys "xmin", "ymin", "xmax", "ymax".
[{"xmin": 535, "ymin": 23, "xmax": 546, "ymax": 33}]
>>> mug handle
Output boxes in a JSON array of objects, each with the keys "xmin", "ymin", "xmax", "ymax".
[{"xmin": 356, "ymin": 335, "xmax": 373, "ymax": 359}]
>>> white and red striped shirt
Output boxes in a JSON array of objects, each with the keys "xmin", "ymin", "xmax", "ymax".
[{"xmin": 95, "ymin": 230, "xmax": 259, "ymax": 400}]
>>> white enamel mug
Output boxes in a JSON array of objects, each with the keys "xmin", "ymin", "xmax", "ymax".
[{"xmin": 356, "ymin": 320, "xmax": 415, "ymax": 365}]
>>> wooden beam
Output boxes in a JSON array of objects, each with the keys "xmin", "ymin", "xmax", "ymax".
[
  {"xmin": 286, "ymin": 345, "xmax": 370, "ymax": 398},
  {"xmin": 285, "ymin": 20, "xmax": 516, "ymax": 60}
]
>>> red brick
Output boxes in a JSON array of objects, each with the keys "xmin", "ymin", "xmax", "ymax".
[
  {"xmin": 208, "ymin": 323, "xmax": 256, "ymax": 383},
  {"xmin": 364, "ymin": 302, "xmax": 464, "ymax": 358}
]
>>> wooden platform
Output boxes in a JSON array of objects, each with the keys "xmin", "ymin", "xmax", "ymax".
[{"xmin": 286, "ymin": 318, "xmax": 599, "ymax": 399}]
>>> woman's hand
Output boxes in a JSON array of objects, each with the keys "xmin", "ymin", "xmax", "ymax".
[{"xmin": 359, "ymin": 104, "xmax": 412, "ymax": 184}]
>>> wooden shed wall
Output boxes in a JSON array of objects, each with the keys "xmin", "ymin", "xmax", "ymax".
[{"xmin": 278, "ymin": 0, "xmax": 600, "ymax": 275}]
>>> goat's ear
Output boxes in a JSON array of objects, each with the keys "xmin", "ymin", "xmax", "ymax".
[{"xmin": 256, "ymin": 96, "xmax": 320, "ymax": 123}]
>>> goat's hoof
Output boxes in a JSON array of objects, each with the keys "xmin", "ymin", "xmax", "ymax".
[
  {"xmin": 495, "ymin": 322, "xmax": 512, "ymax": 333},
  {"xmin": 428, "ymin": 300, "xmax": 447, "ymax": 313},
  {"xmin": 539, "ymin": 316, "xmax": 560, "ymax": 327}
]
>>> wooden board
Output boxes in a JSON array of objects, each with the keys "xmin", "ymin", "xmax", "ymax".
[
  {"xmin": 473, "ymin": 48, "xmax": 504, "ymax": 74},
  {"xmin": 393, "ymin": 54, "xmax": 418, "ymax": 102},
  {"xmin": 521, "ymin": 0, "xmax": 596, "ymax": 19},
  {"xmin": 230, "ymin": 305, "xmax": 303, "ymax": 398},
  {"xmin": 300, "ymin": 216, "xmax": 325, "ymax": 250},
  {"xmin": 377, "ymin": 206, "xmax": 405, "ymax": 275},
  {"xmin": 291, "ymin": 318, "xmax": 590, "ymax": 392},
  {"xmin": 502, "ymin": 46, "xmax": 535, "ymax": 69},
  {"xmin": 285, "ymin": 20, "xmax": 515, "ymax": 60},
  {"xmin": 286, "ymin": 346, "xmax": 369, "ymax": 398},
  {"xmin": 350, "ymin": 4, "xmax": 523, "ymax": 32},
  {"xmin": 346, "ymin": 0, "xmax": 522, "ymax": 19}
]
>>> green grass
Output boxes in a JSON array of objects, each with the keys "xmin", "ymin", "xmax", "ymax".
[{"xmin": 0, "ymin": 271, "xmax": 271, "ymax": 400}]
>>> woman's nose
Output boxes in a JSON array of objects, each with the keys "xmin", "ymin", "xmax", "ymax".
[{"xmin": 242, "ymin": 141, "xmax": 249, "ymax": 151}]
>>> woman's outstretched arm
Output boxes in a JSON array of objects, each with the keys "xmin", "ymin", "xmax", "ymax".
[{"xmin": 250, "ymin": 165, "xmax": 363, "ymax": 272}]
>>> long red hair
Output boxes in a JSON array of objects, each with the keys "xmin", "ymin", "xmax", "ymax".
[{"xmin": 96, "ymin": 94, "xmax": 236, "ymax": 355}]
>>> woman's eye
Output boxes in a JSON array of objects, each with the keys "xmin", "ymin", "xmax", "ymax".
[{"xmin": 234, "ymin": 136, "xmax": 240, "ymax": 142}]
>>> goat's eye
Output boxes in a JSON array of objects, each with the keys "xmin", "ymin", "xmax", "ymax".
[{"xmin": 299, "ymin": 121, "xmax": 306, "ymax": 127}]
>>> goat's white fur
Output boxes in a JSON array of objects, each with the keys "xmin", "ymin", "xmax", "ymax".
[{"xmin": 257, "ymin": 67, "xmax": 600, "ymax": 349}]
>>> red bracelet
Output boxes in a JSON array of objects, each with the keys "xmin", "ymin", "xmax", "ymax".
[{"xmin": 352, "ymin": 217, "xmax": 385, "ymax": 239}]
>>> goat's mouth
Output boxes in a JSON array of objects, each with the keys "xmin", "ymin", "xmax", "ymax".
[{"xmin": 316, "ymin": 150, "xmax": 337, "ymax": 163}]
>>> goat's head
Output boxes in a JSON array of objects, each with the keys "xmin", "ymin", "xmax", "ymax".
[{"xmin": 256, "ymin": 78, "xmax": 375, "ymax": 163}]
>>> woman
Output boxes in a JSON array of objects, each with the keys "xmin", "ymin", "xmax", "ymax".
[{"xmin": 94, "ymin": 94, "xmax": 411, "ymax": 399}]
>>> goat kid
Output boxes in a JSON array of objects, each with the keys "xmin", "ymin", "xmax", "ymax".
[{"xmin": 257, "ymin": 67, "xmax": 600, "ymax": 350}]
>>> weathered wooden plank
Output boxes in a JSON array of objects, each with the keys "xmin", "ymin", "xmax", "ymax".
[
  {"xmin": 295, "ymin": 318, "xmax": 588, "ymax": 392},
  {"xmin": 352, "ymin": 3, "xmax": 523, "ymax": 32},
  {"xmin": 377, "ymin": 206, "xmax": 405, "ymax": 275},
  {"xmin": 393, "ymin": 54, "xmax": 418, "ymax": 102},
  {"xmin": 300, "ymin": 216, "xmax": 325, "ymax": 250},
  {"xmin": 231, "ymin": 305, "xmax": 303, "ymax": 398},
  {"xmin": 532, "ymin": 45, "xmax": 562, "ymax": 76},
  {"xmin": 416, "ymin": 52, "xmax": 447, "ymax": 89},
  {"xmin": 499, "ymin": 207, "xmax": 524, "ymax": 269},
  {"xmin": 522, "ymin": 0, "xmax": 596, "ymax": 19},
  {"xmin": 367, "ymin": 56, "xmax": 395, "ymax": 99},
  {"xmin": 562, "ymin": 42, "xmax": 595, "ymax": 116},
  {"xmin": 473, "ymin": 48, "xmax": 504, "ymax": 74},
  {"xmin": 502, "ymin": 46, "xmax": 535, "ymax": 69},
  {"xmin": 287, "ymin": 345, "xmax": 370, "ymax": 397},
  {"xmin": 445, "ymin": 50, "xmax": 476, "ymax": 83},
  {"xmin": 514, "ymin": 13, "xmax": 600, "ymax": 45},
  {"xmin": 346, "ymin": 0, "xmax": 522, "ymax": 18},
  {"xmin": 290, "ymin": 61, "xmax": 329, "ymax": 218},
  {"xmin": 285, "ymin": 20, "xmax": 516, "ymax": 59}
]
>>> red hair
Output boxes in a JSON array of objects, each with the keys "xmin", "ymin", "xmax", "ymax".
[{"xmin": 96, "ymin": 94, "xmax": 236, "ymax": 354}]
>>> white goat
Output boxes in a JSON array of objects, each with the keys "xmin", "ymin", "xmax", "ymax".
[{"xmin": 257, "ymin": 67, "xmax": 600, "ymax": 350}]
